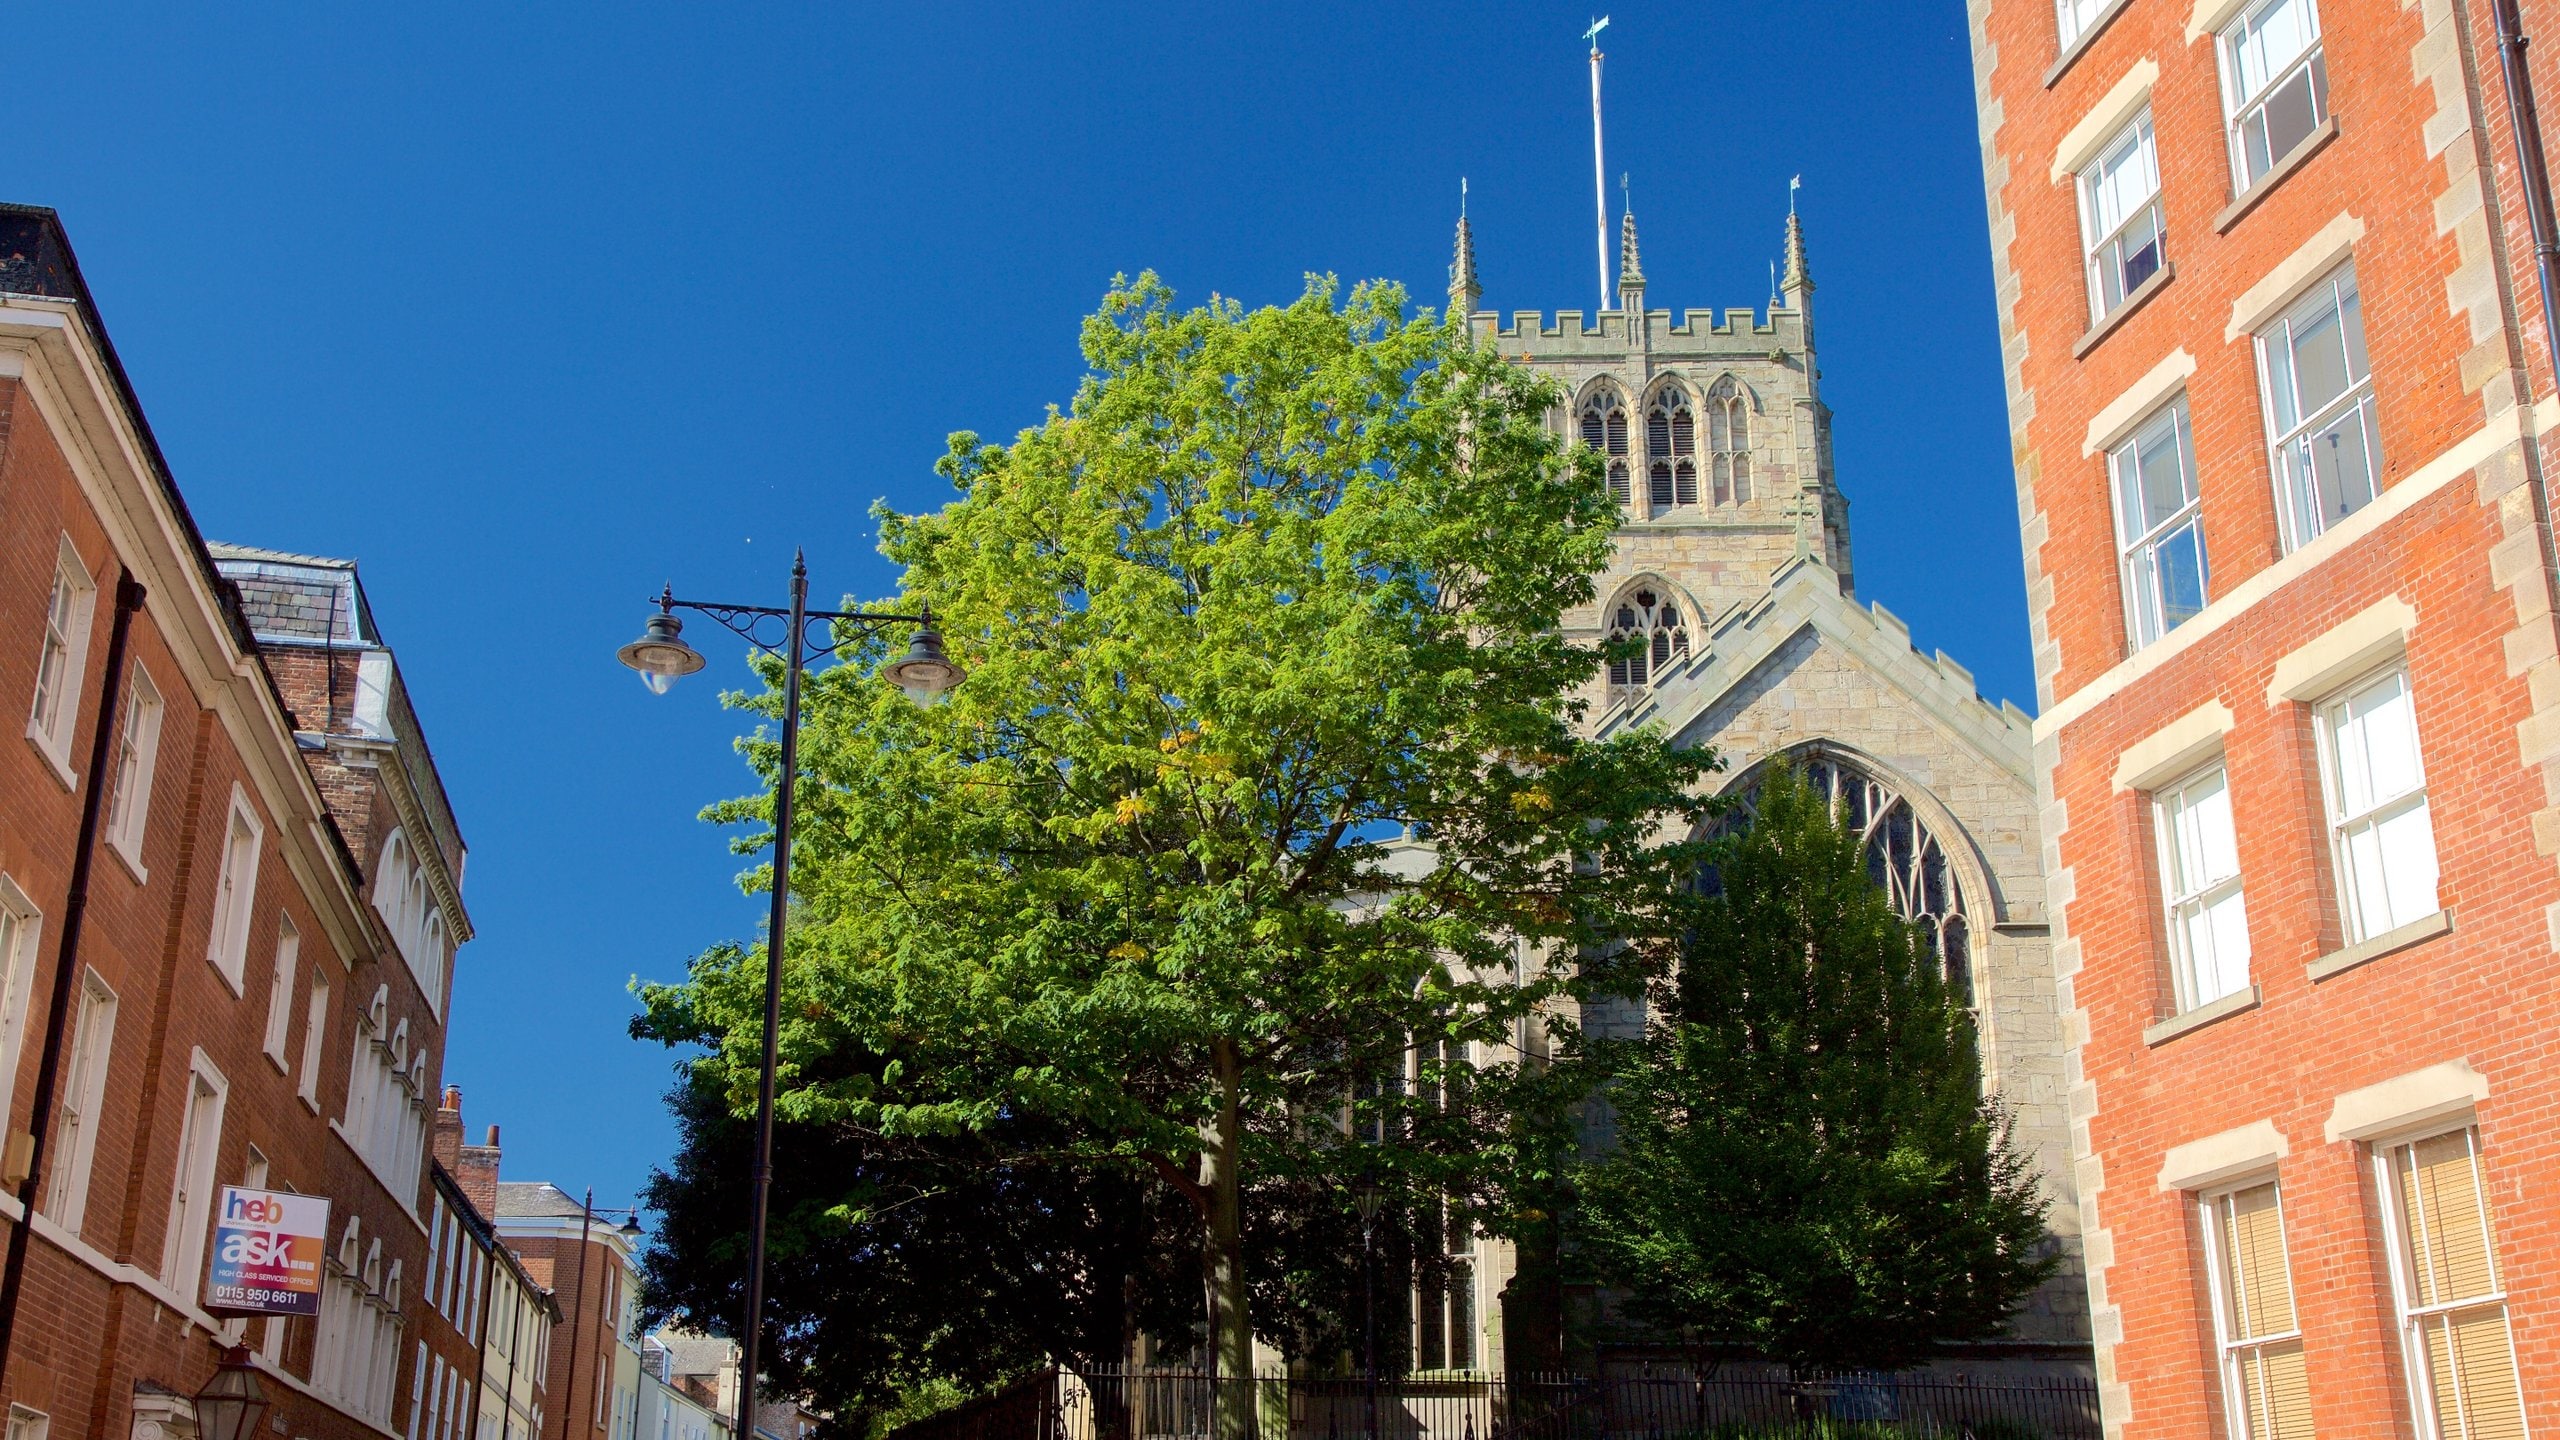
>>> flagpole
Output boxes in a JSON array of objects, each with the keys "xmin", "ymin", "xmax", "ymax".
[{"xmin": 1586, "ymin": 16, "xmax": 1612, "ymax": 314}]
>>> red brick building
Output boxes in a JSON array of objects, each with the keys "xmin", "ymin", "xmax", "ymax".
[
  {"xmin": 491, "ymin": 1187, "xmax": 636, "ymax": 1440},
  {"xmin": 0, "ymin": 204, "xmax": 464, "ymax": 1440},
  {"xmin": 430, "ymin": 1093, "xmax": 557, "ymax": 1440},
  {"xmin": 1968, "ymin": 0, "xmax": 2560, "ymax": 1435}
]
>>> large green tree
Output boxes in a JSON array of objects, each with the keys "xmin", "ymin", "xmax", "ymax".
[
  {"xmin": 632, "ymin": 1061, "xmax": 1199, "ymax": 1429},
  {"xmin": 635, "ymin": 274, "xmax": 1713, "ymax": 1399},
  {"xmin": 1574, "ymin": 764, "xmax": 2057, "ymax": 1373}
]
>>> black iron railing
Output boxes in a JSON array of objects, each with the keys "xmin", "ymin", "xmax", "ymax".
[{"xmin": 884, "ymin": 1367, "xmax": 2102, "ymax": 1440}]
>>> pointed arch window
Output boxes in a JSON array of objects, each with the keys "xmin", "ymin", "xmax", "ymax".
[
  {"xmin": 1605, "ymin": 587, "xmax": 1689, "ymax": 688},
  {"xmin": 1707, "ymin": 378, "xmax": 1753, "ymax": 506},
  {"xmin": 1715, "ymin": 754, "xmax": 1972, "ymax": 998},
  {"xmin": 1580, "ymin": 387, "xmax": 1631, "ymax": 508},
  {"xmin": 1648, "ymin": 386, "xmax": 1699, "ymax": 509}
]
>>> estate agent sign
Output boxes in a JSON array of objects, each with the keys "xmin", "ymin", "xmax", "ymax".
[{"xmin": 205, "ymin": 1186, "xmax": 330, "ymax": 1316}]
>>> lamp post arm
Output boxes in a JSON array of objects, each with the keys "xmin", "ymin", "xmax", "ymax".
[{"xmin": 657, "ymin": 592, "xmax": 929, "ymax": 669}]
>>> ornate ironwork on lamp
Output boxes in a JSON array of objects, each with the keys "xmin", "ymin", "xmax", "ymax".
[{"xmin": 193, "ymin": 1345, "xmax": 269, "ymax": 1440}]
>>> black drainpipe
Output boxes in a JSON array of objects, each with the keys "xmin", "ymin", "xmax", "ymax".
[
  {"xmin": 0, "ymin": 571, "xmax": 146, "ymax": 1378},
  {"xmin": 2492, "ymin": 0, "xmax": 2560, "ymax": 375}
]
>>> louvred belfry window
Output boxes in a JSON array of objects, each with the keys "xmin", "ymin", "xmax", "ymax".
[
  {"xmin": 1708, "ymin": 378, "xmax": 1751, "ymax": 505},
  {"xmin": 1606, "ymin": 587, "xmax": 1689, "ymax": 688},
  {"xmin": 1648, "ymin": 386, "xmax": 1698, "ymax": 509},
  {"xmin": 1580, "ymin": 388, "xmax": 1630, "ymax": 507}
]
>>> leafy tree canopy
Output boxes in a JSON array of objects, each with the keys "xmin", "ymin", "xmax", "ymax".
[
  {"xmin": 634, "ymin": 273, "xmax": 1715, "ymax": 1383},
  {"xmin": 1574, "ymin": 764, "xmax": 2057, "ymax": 1373}
]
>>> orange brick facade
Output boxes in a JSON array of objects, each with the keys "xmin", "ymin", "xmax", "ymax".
[
  {"xmin": 0, "ymin": 207, "xmax": 493, "ymax": 1440},
  {"xmin": 1971, "ymin": 0, "xmax": 2560, "ymax": 1435}
]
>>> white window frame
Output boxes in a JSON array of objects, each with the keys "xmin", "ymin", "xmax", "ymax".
[
  {"xmin": 2197, "ymin": 1178, "xmax": 2310, "ymax": 1440},
  {"xmin": 25, "ymin": 537, "xmax": 97, "ymax": 787},
  {"xmin": 2314, "ymin": 666, "xmax": 2439, "ymax": 944},
  {"xmin": 2219, "ymin": 0, "xmax": 2330, "ymax": 189},
  {"xmin": 0, "ymin": 878, "xmax": 46, "ymax": 1134},
  {"xmin": 103, "ymin": 663, "xmax": 164, "ymax": 879},
  {"xmin": 161, "ymin": 1050, "xmax": 230, "ymax": 1294},
  {"xmin": 2258, "ymin": 263, "xmax": 2379, "ymax": 553},
  {"xmin": 2110, "ymin": 398, "xmax": 2210, "ymax": 651},
  {"xmin": 2079, "ymin": 109, "xmax": 2166, "ymax": 321},
  {"xmin": 42, "ymin": 969, "xmax": 117, "ymax": 1232},
  {"xmin": 2057, "ymin": 0, "xmax": 2113, "ymax": 46},
  {"xmin": 2372, "ymin": 1126, "xmax": 2527, "ymax": 1440},
  {"xmin": 5, "ymin": 1405, "xmax": 47, "ymax": 1440},
  {"xmin": 206, "ymin": 787, "xmax": 264, "ymax": 994},
  {"xmin": 410, "ymin": 1340, "xmax": 430, "ymax": 1440},
  {"xmin": 263, "ymin": 917, "xmax": 301, "ymax": 1069},
  {"xmin": 299, "ymin": 969, "xmax": 332, "ymax": 1110},
  {"xmin": 2155, "ymin": 761, "xmax": 2252, "ymax": 1013}
]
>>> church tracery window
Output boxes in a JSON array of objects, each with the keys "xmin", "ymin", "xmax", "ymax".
[
  {"xmin": 1713, "ymin": 753, "xmax": 1972, "ymax": 998},
  {"xmin": 1648, "ymin": 384, "xmax": 1699, "ymax": 509},
  {"xmin": 1606, "ymin": 585, "xmax": 1689, "ymax": 688},
  {"xmin": 1580, "ymin": 386, "xmax": 1631, "ymax": 508},
  {"xmin": 1708, "ymin": 377, "xmax": 1752, "ymax": 506}
]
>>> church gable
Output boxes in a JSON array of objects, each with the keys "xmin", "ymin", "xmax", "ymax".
[{"xmin": 1602, "ymin": 556, "xmax": 2041, "ymax": 929}]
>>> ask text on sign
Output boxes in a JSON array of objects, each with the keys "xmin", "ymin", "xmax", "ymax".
[{"xmin": 206, "ymin": 1186, "xmax": 330, "ymax": 1316}]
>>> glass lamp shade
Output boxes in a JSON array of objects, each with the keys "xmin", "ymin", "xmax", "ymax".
[
  {"xmin": 194, "ymin": 1346, "xmax": 269, "ymax": 1440},
  {"xmin": 618, "ymin": 612, "xmax": 707, "ymax": 694},
  {"xmin": 1352, "ymin": 1182, "xmax": 1385, "ymax": 1224},
  {"xmin": 880, "ymin": 627, "xmax": 966, "ymax": 704}
]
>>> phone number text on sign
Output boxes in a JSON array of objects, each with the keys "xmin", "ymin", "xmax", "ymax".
[{"xmin": 205, "ymin": 1186, "xmax": 330, "ymax": 1318}]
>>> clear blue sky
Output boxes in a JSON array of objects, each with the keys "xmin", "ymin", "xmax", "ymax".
[{"xmin": 12, "ymin": 3, "xmax": 2020, "ymax": 1215}]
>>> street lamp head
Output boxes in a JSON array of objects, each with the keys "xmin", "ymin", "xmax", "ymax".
[
  {"xmin": 618, "ymin": 1213, "xmax": 646, "ymax": 1239},
  {"xmin": 1352, "ymin": 1180, "xmax": 1384, "ymax": 1225},
  {"xmin": 618, "ymin": 606, "xmax": 706, "ymax": 696},
  {"xmin": 879, "ymin": 616, "xmax": 966, "ymax": 705},
  {"xmin": 193, "ymin": 1345, "xmax": 269, "ymax": 1440}
]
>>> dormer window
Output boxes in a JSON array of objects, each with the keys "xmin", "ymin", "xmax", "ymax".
[{"xmin": 1606, "ymin": 587, "xmax": 1690, "ymax": 688}]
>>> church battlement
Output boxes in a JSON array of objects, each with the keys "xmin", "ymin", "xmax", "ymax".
[{"xmin": 1478, "ymin": 304, "xmax": 1802, "ymax": 344}]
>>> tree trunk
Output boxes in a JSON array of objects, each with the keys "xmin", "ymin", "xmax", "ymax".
[{"xmin": 1199, "ymin": 1036, "xmax": 1252, "ymax": 1440}]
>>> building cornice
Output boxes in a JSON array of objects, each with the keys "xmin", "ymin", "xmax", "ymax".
[{"xmin": 0, "ymin": 302, "xmax": 382, "ymax": 969}]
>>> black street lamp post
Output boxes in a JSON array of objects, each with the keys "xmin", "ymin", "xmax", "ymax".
[
  {"xmin": 617, "ymin": 553, "xmax": 963, "ymax": 1440},
  {"xmin": 1354, "ymin": 1181, "xmax": 1383, "ymax": 1438}
]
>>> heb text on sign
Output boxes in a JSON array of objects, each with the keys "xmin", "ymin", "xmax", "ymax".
[{"xmin": 205, "ymin": 1185, "xmax": 329, "ymax": 1317}]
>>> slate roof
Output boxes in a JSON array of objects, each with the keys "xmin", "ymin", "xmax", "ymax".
[{"xmin": 493, "ymin": 1181, "xmax": 590, "ymax": 1219}]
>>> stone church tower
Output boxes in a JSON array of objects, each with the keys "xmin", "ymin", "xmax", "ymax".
[{"xmin": 1437, "ymin": 211, "xmax": 2091, "ymax": 1375}]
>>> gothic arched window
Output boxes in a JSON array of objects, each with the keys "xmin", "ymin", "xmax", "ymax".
[
  {"xmin": 1707, "ymin": 377, "xmax": 1752, "ymax": 506},
  {"xmin": 1580, "ymin": 387, "xmax": 1631, "ymax": 508},
  {"xmin": 1606, "ymin": 586, "xmax": 1689, "ymax": 688},
  {"xmin": 1715, "ymin": 754, "xmax": 1972, "ymax": 997},
  {"xmin": 1647, "ymin": 385, "xmax": 1699, "ymax": 509}
]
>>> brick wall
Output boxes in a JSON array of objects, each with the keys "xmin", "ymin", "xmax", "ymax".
[
  {"xmin": 1971, "ymin": 0, "xmax": 2560, "ymax": 1433},
  {"xmin": 0, "ymin": 219, "xmax": 469, "ymax": 1440}
]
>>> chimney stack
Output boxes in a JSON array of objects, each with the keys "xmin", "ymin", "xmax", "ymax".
[
  {"xmin": 458, "ymin": 1117, "xmax": 502, "ymax": 1217},
  {"xmin": 433, "ymin": 1086, "xmax": 466, "ymax": 1172}
]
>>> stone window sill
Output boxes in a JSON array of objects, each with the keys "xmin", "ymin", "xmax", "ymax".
[
  {"xmin": 2074, "ymin": 262, "xmax": 2176, "ymax": 360},
  {"xmin": 23, "ymin": 723, "xmax": 77, "ymax": 795},
  {"xmin": 2143, "ymin": 984, "xmax": 2262, "ymax": 1047},
  {"xmin": 2308, "ymin": 908, "xmax": 2451, "ymax": 983},
  {"xmin": 107, "ymin": 835, "xmax": 148, "ymax": 887},
  {"xmin": 2044, "ymin": 0, "xmax": 2136, "ymax": 89},
  {"xmin": 2215, "ymin": 117, "xmax": 2342, "ymax": 235}
]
